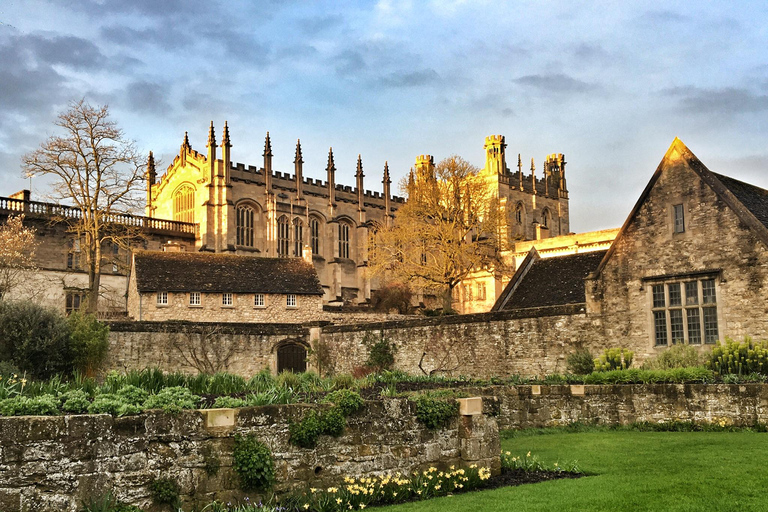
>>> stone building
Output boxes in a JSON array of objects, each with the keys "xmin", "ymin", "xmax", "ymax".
[
  {"xmin": 126, "ymin": 250, "xmax": 323, "ymax": 323},
  {"xmin": 146, "ymin": 126, "xmax": 572, "ymax": 307},
  {"xmin": 494, "ymin": 138, "xmax": 768, "ymax": 359}
]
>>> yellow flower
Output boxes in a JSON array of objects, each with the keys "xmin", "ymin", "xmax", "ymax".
[
  {"xmin": 435, "ymin": 485, "xmax": 441, "ymax": 490},
  {"xmin": 303, "ymin": 504, "xmax": 309, "ymax": 510},
  {"xmin": 360, "ymin": 505, "xmax": 366, "ymax": 509},
  {"xmin": 527, "ymin": 452, "xmax": 531, "ymax": 457},
  {"xmin": 310, "ymin": 488, "xmax": 317, "ymax": 493},
  {"xmin": 393, "ymin": 492, "xmax": 398, "ymax": 497},
  {"xmin": 336, "ymin": 499, "xmax": 342, "ymax": 504},
  {"xmin": 505, "ymin": 451, "xmax": 511, "ymax": 456}
]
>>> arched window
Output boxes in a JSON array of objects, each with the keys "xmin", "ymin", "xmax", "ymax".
[
  {"xmin": 293, "ymin": 218, "xmax": 303, "ymax": 257},
  {"xmin": 277, "ymin": 216, "xmax": 290, "ymax": 257},
  {"xmin": 173, "ymin": 185, "xmax": 195, "ymax": 224},
  {"xmin": 338, "ymin": 222, "xmax": 350, "ymax": 259},
  {"xmin": 277, "ymin": 342, "xmax": 307, "ymax": 373},
  {"xmin": 542, "ymin": 208, "xmax": 551, "ymax": 229},
  {"xmin": 309, "ymin": 217, "xmax": 320, "ymax": 255},
  {"xmin": 515, "ymin": 203, "xmax": 524, "ymax": 224},
  {"xmin": 236, "ymin": 205, "xmax": 255, "ymax": 247}
]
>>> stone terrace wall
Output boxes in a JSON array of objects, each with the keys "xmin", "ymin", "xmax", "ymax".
[
  {"xmin": 475, "ymin": 383, "xmax": 768, "ymax": 430},
  {"xmin": 0, "ymin": 399, "xmax": 500, "ymax": 512},
  {"xmin": 106, "ymin": 321, "xmax": 313, "ymax": 375},
  {"xmin": 322, "ymin": 305, "xmax": 602, "ymax": 378}
]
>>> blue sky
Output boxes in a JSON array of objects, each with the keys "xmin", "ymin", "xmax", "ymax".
[{"xmin": 2, "ymin": 0, "xmax": 768, "ymax": 231}]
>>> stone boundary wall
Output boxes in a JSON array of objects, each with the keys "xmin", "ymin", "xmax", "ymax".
[
  {"xmin": 0, "ymin": 399, "xmax": 499, "ymax": 512},
  {"xmin": 473, "ymin": 383, "xmax": 768, "ymax": 430},
  {"xmin": 106, "ymin": 321, "xmax": 313, "ymax": 376},
  {"xmin": 321, "ymin": 304, "xmax": 603, "ymax": 378}
]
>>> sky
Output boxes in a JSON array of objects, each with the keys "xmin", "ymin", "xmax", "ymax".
[{"xmin": 2, "ymin": 0, "xmax": 768, "ymax": 232}]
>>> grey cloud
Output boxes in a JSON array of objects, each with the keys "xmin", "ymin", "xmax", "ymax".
[
  {"xmin": 275, "ymin": 44, "xmax": 319, "ymax": 60},
  {"xmin": 25, "ymin": 34, "xmax": 105, "ymax": 68},
  {"xmin": 101, "ymin": 25, "xmax": 193, "ymax": 50},
  {"xmin": 57, "ymin": 0, "xmax": 207, "ymax": 18},
  {"xmin": 126, "ymin": 81, "xmax": 172, "ymax": 114},
  {"xmin": 378, "ymin": 69, "xmax": 439, "ymax": 88},
  {"xmin": 335, "ymin": 50, "xmax": 366, "ymax": 77},
  {"xmin": 514, "ymin": 73, "xmax": 597, "ymax": 94},
  {"xmin": 300, "ymin": 14, "xmax": 344, "ymax": 35},
  {"xmin": 215, "ymin": 31, "xmax": 271, "ymax": 64},
  {"xmin": 571, "ymin": 43, "xmax": 611, "ymax": 63},
  {"xmin": 664, "ymin": 86, "xmax": 768, "ymax": 114}
]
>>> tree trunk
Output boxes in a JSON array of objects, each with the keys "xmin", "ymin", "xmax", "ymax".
[
  {"xmin": 88, "ymin": 239, "xmax": 101, "ymax": 313},
  {"xmin": 443, "ymin": 284, "xmax": 454, "ymax": 313}
]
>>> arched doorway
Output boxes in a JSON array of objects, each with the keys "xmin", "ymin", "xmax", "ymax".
[{"xmin": 277, "ymin": 342, "xmax": 307, "ymax": 373}]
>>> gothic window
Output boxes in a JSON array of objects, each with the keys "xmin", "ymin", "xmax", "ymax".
[
  {"xmin": 339, "ymin": 222, "xmax": 350, "ymax": 259},
  {"xmin": 309, "ymin": 217, "xmax": 320, "ymax": 255},
  {"xmin": 541, "ymin": 208, "xmax": 551, "ymax": 229},
  {"xmin": 237, "ymin": 205, "xmax": 255, "ymax": 247},
  {"xmin": 651, "ymin": 278, "xmax": 719, "ymax": 346},
  {"xmin": 173, "ymin": 185, "xmax": 195, "ymax": 224},
  {"xmin": 277, "ymin": 216, "xmax": 290, "ymax": 257},
  {"xmin": 515, "ymin": 203, "xmax": 524, "ymax": 224},
  {"xmin": 293, "ymin": 218, "xmax": 304, "ymax": 257}
]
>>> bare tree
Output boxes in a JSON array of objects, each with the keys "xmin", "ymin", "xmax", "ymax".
[
  {"xmin": 369, "ymin": 155, "xmax": 504, "ymax": 311},
  {"xmin": 171, "ymin": 324, "xmax": 238, "ymax": 374},
  {"xmin": 417, "ymin": 330, "xmax": 469, "ymax": 376},
  {"xmin": 0, "ymin": 215, "xmax": 37, "ymax": 298},
  {"xmin": 22, "ymin": 99, "xmax": 144, "ymax": 312}
]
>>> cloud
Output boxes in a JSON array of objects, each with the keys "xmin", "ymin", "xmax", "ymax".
[
  {"xmin": 664, "ymin": 86, "xmax": 768, "ymax": 114},
  {"xmin": 101, "ymin": 25, "xmax": 193, "ymax": 50},
  {"xmin": 335, "ymin": 50, "xmax": 367, "ymax": 77},
  {"xmin": 378, "ymin": 69, "xmax": 439, "ymax": 88},
  {"xmin": 125, "ymin": 81, "xmax": 172, "ymax": 114},
  {"xmin": 299, "ymin": 14, "xmax": 344, "ymax": 35},
  {"xmin": 514, "ymin": 73, "xmax": 597, "ymax": 94},
  {"xmin": 570, "ymin": 43, "xmax": 611, "ymax": 64}
]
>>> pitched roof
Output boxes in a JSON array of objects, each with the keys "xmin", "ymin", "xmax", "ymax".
[
  {"xmin": 592, "ymin": 138, "xmax": 768, "ymax": 277},
  {"xmin": 492, "ymin": 249, "xmax": 607, "ymax": 311},
  {"xmin": 133, "ymin": 251, "xmax": 323, "ymax": 295}
]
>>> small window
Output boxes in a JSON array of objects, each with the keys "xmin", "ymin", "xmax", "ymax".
[
  {"xmin": 65, "ymin": 291, "xmax": 86, "ymax": 315},
  {"xmin": 286, "ymin": 294, "xmax": 297, "ymax": 307},
  {"xmin": 67, "ymin": 239, "xmax": 82, "ymax": 270},
  {"xmin": 189, "ymin": 292, "xmax": 201, "ymax": 306},
  {"xmin": 157, "ymin": 291, "xmax": 168, "ymax": 306},
  {"xmin": 477, "ymin": 282, "xmax": 486, "ymax": 301},
  {"xmin": 673, "ymin": 204, "xmax": 685, "ymax": 233},
  {"xmin": 254, "ymin": 293, "xmax": 265, "ymax": 307},
  {"xmin": 222, "ymin": 293, "xmax": 233, "ymax": 306}
]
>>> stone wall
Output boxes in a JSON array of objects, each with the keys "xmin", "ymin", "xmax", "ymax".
[
  {"xmin": 321, "ymin": 305, "xmax": 598, "ymax": 378},
  {"xmin": 106, "ymin": 321, "xmax": 313, "ymax": 375},
  {"xmin": 476, "ymin": 383, "xmax": 768, "ymax": 430},
  {"xmin": 0, "ymin": 399, "xmax": 499, "ymax": 512}
]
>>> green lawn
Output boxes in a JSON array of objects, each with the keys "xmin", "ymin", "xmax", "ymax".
[{"xmin": 384, "ymin": 430, "xmax": 768, "ymax": 512}]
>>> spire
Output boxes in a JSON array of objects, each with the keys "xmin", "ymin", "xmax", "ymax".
[
  {"xmin": 182, "ymin": 131, "xmax": 190, "ymax": 149},
  {"xmin": 517, "ymin": 153, "xmax": 523, "ymax": 191},
  {"xmin": 383, "ymin": 161, "xmax": 391, "ymax": 185},
  {"xmin": 530, "ymin": 157, "xmax": 536, "ymax": 195},
  {"xmin": 294, "ymin": 139, "xmax": 303, "ymax": 164},
  {"xmin": 356, "ymin": 154, "xmax": 365, "ymax": 211},
  {"xmin": 263, "ymin": 131, "xmax": 272, "ymax": 157},
  {"xmin": 327, "ymin": 147, "xmax": 336, "ymax": 207},
  {"xmin": 146, "ymin": 151, "xmax": 156, "ymax": 182},
  {"xmin": 207, "ymin": 121, "xmax": 216, "ymax": 148},
  {"xmin": 383, "ymin": 161, "xmax": 392, "ymax": 225},
  {"xmin": 263, "ymin": 132, "xmax": 273, "ymax": 194},
  {"xmin": 294, "ymin": 139, "xmax": 303, "ymax": 199},
  {"xmin": 221, "ymin": 121, "xmax": 231, "ymax": 148}
]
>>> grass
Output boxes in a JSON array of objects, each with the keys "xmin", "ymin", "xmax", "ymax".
[{"xmin": 384, "ymin": 430, "xmax": 768, "ymax": 512}]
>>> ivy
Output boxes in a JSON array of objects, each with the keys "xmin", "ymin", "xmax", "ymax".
[{"xmin": 233, "ymin": 434, "xmax": 275, "ymax": 491}]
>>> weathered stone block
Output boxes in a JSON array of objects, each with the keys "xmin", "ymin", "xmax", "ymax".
[
  {"xmin": 203, "ymin": 408, "xmax": 236, "ymax": 430},
  {"xmin": 459, "ymin": 397, "xmax": 482, "ymax": 416}
]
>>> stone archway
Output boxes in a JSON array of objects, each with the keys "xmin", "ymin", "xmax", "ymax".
[{"xmin": 277, "ymin": 342, "xmax": 307, "ymax": 373}]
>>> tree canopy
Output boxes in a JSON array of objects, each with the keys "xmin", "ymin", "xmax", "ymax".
[
  {"xmin": 22, "ymin": 99, "xmax": 144, "ymax": 312},
  {"xmin": 369, "ymin": 155, "xmax": 504, "ymax": 310}
]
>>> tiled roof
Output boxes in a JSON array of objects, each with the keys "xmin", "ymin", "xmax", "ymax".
[
  {"xmin": 712, "ymin": 172, "xmax": 768, "ymax": 230},
  {"xmin": 495, "ymin": 250, "xmax": 607, "ymax": 311},
  {"xmin": 133, "ymin": 251, "xmax": 323, "ymax": 295}
]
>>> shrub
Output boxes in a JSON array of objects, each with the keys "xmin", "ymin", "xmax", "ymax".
[
  {"xmin": 566, "ymin": 348, "xmax": 595, "ymax": 375},
  {"xmin": 212, "ymin": 395, "xmax": 247, "ymax": 408},
  {"xmin": 0, "ymin": 300, "xmax": 72, "ymax": 379},
  {"xmin": 232, "ymin": 433, "xmax": 275, "ymax": 491},
  {"xmin": 642, "ymin": 344, "xmax": 701, "ymax": 370},
  {"xmin": 707, "ymin": 337, "xmax": 768, "ymax": 375},
  {"xmin": 0, "ymin": 360, "xmax": 20, "ymax": 377},
  {"xmin": 412, "ymin": 393, "xmax": 459, "ymax": 430},
  {"xmin": 363, "ymin": 332, "xmax": 397, "ymax": 371},
  {"xmin": 143, "ymin": 386, "xmax": 200, "ymax": 413},
  {"xmin": 79, "ymin": 491, "xmax": 143, "ymax": 512},
  {"xmin": 323, "ymin": 389, "xmax": 364, "ymax": 416},
  {"xmin": 289, "ymin": 410, "xmax": 324, "ymax": 448},
  {"xmin": 60, "ymin": 389, "xmax": 91, "ymax": 414},
  {"xmin": 320, "ymin": 407, "xmax": 346, "ymax": 437},
  {"xmin": 371, "ymin": 282, "xmax": 412, "ymax": 314},
  {"xmin": 87, "ymin": 394, "xmax": 142, "ymax": 416},
  {"xmin": 67, "ymin": 312, "xmax": 110, "ymax": 376},
  {"xmin": 149, "ymin": 477, "xmax": 181, "ymax": 507},
  {"xmin": 0, "ymin": 394, "xmax": 59, "ymax": 416},
  {"xmin": 116, "ymin": 385, "xmax": 149, "ymax": 406},
  {"xmin": 594, "ymin": 348, "xmax": 634, "ymax": 372}
]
